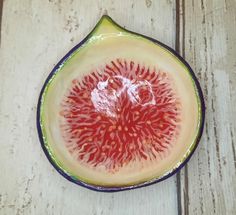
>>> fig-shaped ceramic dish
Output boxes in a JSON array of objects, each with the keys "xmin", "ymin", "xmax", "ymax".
[{"xmin": 37, "ymin": 15, "xmax": 205, "ymax": 191}]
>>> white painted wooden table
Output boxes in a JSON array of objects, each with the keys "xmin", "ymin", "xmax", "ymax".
[{"xmin": 0, "ymin": 0, "xmax": 235, "ymax": 214}]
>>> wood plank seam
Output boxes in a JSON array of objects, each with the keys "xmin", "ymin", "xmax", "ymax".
[
  {"xmin": 0, "ymin": 0, "xmax": 4, "ymax": 46},
  {"xmin": 175, "ymin": 0, "xmax": 182, "ymax": 214},
  {"xmin": 175, "ymin": 0, "xmax": 188, "ymax": 215}
]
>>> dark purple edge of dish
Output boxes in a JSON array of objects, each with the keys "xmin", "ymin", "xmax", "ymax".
[{"xmin": 36, "ymin": 15, "xmax": 205, "ymax": 192}]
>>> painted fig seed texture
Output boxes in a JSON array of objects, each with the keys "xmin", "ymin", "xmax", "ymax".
[{"xmin": 60, "ymin": 59, "xmax": 181, "ymax": 172}]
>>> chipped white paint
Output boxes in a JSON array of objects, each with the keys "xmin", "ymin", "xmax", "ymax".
[
  {"xmin": 177, "ymin": 0, "xmax": 236, "ymax": 214},
  {"xmin": 1, "ymin": 0, "xmax": 235, "ymax": 214},
  {"xmin": 0, "ymin": 0, "xmax": 177, "ymax": 214}
]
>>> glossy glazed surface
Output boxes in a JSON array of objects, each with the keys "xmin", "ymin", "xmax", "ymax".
[{"xmin": 38, "ymin": 16, "xmax": 204, "ymax": 189}]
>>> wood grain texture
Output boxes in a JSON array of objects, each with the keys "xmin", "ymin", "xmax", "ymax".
[
  {"xmin": 2, "ymin": 0, "xmax": 235, "ymax": 214},
  {"xmin": 0, "ymin": 0, "xmax": 177, "ymax": 214},
  {"xmin": 177, "ymin": 0, "xmax": 236, "ymax": 214}
]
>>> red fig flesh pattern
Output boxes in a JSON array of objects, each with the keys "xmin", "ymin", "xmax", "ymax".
[{"xmin": 60, "ymin": 59, "xmax": 181, "ymax": 171}]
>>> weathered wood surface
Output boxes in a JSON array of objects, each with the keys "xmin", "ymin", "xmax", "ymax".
[
  {"xmin": 177, "ymin": 0, "xmax": 236, "ymax": 214},
  {"xmin": 0, "ymin": 0, "xmax": 236, "ymax": 214},
  {"xmin": 0, "ymin": 0, "xmax": 177, "ymax": 215}
]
